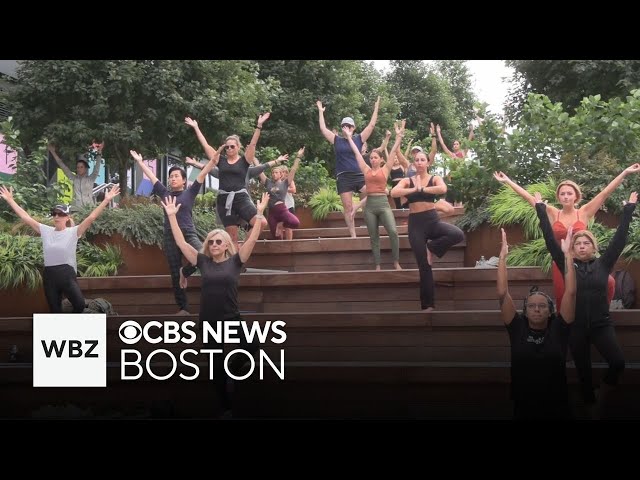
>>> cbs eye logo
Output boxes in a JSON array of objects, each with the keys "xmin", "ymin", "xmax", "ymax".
[{"xmin": 119, "ymin": 320, "xmax": 143, "ymax": 345}]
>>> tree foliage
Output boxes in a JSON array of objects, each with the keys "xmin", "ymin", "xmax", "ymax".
[
  {"xmin": 505, "ymin": 60, "xmax": 640, "ymax": 124},
  {"xmin": 7, "ymin": 60, "xmax": 274, "ymax": 195}
]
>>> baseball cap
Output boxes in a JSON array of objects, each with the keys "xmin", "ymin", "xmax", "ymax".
[
  {"xmin": 341, "ymin": 117, "xmax": 356, "ymax": 127},
  {"xmin": 51, "ymin": 204, "xmax": 70, "ymax": 216}
]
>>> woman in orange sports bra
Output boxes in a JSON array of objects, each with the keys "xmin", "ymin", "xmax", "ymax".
[{"xmin": 494, "ymin": 165, "xmax": 640, "ymax": 308}]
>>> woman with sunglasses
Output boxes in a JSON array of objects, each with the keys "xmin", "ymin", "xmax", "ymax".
[
  {"xmin": 498, "ymin": 227, "xmax": 576, "ymax": 419},
  {"xmin": 161, "ymin": 191, "xmax": 269, "ymax": 418},
  {"xmin": 0, "ymin": 184, "xmax": 120, "ymax": 313},
  {"xmin": 316, "ymin": 97, "xmax": 380, "ymax": 238},
  {"xmin": 185, "ymin": 114, "xmax": 269, "ymax": 250}
]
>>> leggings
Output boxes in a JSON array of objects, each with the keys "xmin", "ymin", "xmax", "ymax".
[
  {"xmin": 203, "ymin": 316, "xmax": 258, "ymax": 411},
  {"xmin": 408, "ymin": 209, "xmax": 465, "ymax": 309},
  {"xmin": 363, "ymin": 195, "xmax": 399, "ymax": 266},
  {"xmin": 570, "ymin": 322, "xmax": 625, "ymax": 404},
  {"xmin": 267, "ymin": 203, "xmax": 300, "ymax": 239},
  {"xmin": 43, "ymin": 264, "xmax": 85, "ymax": 313},
  {"xmin": 164, "ymin": 228, "xmax": 202, "ymax": 311}
]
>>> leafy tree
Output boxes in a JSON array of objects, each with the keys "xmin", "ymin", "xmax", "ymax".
[
  {"xmin": 254, "ymin": 60, "xmax": 399, "ymax": 174},
  {"xmin": 6, "ymin": 60, "xmax": 273, "ymax": 196},
  {"xmin": 385, "ymin": 60, "xmax": 473, "ymax": 147},
  {"xmin": 0, "ymin": 117, "xmax": 68, "ymax": 220},
  {"xmin": 505, "ymin": 60, "xmax": 640, "ymax": 124}
]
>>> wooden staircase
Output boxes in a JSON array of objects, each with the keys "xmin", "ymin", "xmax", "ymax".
[{"xmin": 3, "ymin": 207, "xmax": 639, "ymax": 419}]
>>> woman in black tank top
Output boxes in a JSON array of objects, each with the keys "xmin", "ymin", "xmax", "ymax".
[{"xmin": 391, "ymin": 151, "xmax": 465, "ymax": 311}]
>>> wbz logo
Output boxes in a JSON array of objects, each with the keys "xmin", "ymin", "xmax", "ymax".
[{"xmin": 33, "ymin": 314, "xmax": 106, "ymax": 387}]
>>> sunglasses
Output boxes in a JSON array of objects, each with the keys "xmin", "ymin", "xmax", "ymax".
[
  {"xmin": 208, "ymin": 238, "xmax": 224, "ymax": 246},
  {"xmin": 51, "ymin": 211, "xmax": 68, "ymax": 217},
  {"xmin": 224, "ymin": 145, "xmax": 237, "ymax": 150}
]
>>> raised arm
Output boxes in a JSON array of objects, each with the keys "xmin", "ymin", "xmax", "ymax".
[
  {"xmin": 599, "ymin": 193, "xmax": 637, "ymax": 270},
  {"xmin": 0, "ymin": 186, "xmax": 40, "ymax": 234},
  {"xmin": 287, "ymin": 147, "xmax": 304, "ymax": 182},
  {"xmin": 130, "ymin": 150, "xmax": 159, "ymax": 185},
  {"xmin": 239, "ymin": 193, "xmax": 269, "ymax": 264},
  {"xmin": 344, "ymin": 127, "xmax": 370, "ymax": 174},
  {"xmin": 581, "ymin": 163, "xmax": 640, "ymax": 220},
  {"xmin": 534, "ymin": 194, "xmax": 565, "ymax": 269},
  {"xmin": 47, "ymin": 144, "xmax": 75, "ymax": 179},
  {"xmin": 316, "ymin": 100, "xmax": 336, "ymax": 144},
  {"xmin": 245, "ymin": 112, "xmax": 270, "ymax": 164},
  {"xmin": 77, "ymin": 185, "xmax": 120, "ymax": 237},
  {"xmin": 185, "ymin": 117, "xmax": 217, "ymax": 161},
  {"xmin": 360, "ymin": 96, "xmax": 380, "ymax": 143},
  {"xmin": 497, "ymin": 228, "xmax": 517, "ymax": 324},
  {"xmin": 436, "ymin": 124, "xmax": 455, "ymax": 159},
  {"xmin": 558, "ymin": 228, "xmax": 576, "ymax": 324},
  {"xmin": 493, "ymin": 171, "xmax": 556, "ymax": 215},
  {"xmin": 161, "ymin": 196, "xmax": 198, "ymax": 265},
  {"xmin": 88, "ymin": 142, "xmax": 104, "ymax": 181},
  {"xmin": 379, "ymin": 129, "xmax": 392, "ymax": 156},
  {"xmin": 394, "ymin": 122, "xmax": 411, "ymax": 169},
  {"xmin": 384, "ymin": 123, "xmax": 405, "ymax": 177},
  {"xmin": 428, "ymin": 123, "xmax": 437, "ymax": 162}
]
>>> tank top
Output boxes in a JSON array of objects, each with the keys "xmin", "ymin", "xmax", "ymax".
[
  {"xmin": 552, "ymin": 209, "xmax": 587, "ymax": 243},
  {"xmin": 365, "ymin": 168, "xmax": 387, "ymax": 194},
  {"xmin": 405, "ymin": 176, "xmax": 437, "ymax": 203}
]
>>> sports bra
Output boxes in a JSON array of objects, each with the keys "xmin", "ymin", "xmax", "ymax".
[
  {"xmin": 552, "ymin": 209, "xmax": 587, "ymax": 243},
  {"xmin": 405, "ymin": 176, "xmax": 437, "ymax": 203}
]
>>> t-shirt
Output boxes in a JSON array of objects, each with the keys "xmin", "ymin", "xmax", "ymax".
[
  {"xmin": 334, "ymin": 135, "xmax": 363, "ymax": 175},
  {"xmin": 506, "ymin": 312, "xmax": 571, "ymax": 419},
  {"xmin": 152, "ymin": 179, "xmax": 202, "ymax": 231},
  {"xmin": 197, "ymin": 252, "xmax": 244, "ymax": 321},
  {"xmin": 39, "ymin": 224, "xmax": 80, "ymax": 272},
  {"xmin": 264, "ymin": 178, "xmax": 290, "ymax": 208}
]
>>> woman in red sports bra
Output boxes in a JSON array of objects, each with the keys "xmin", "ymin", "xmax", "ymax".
[{"xmin": 494, "ymin": 165, "xmax": 640, "ymax": 308}]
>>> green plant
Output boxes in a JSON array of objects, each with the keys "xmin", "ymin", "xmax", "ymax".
[
  {"xmin": 77, "ymin": 241, "xmax": 123, "ymax": 277},
  {"xmin": 308, "ymin": 188, "xmax": 343, "ymax": 220},
  {"xmin": 488, "ymin": 180, "xmax": 558, "ymax": 240},
  {"xmin": 0, "ymin": 233, "xmax": 43, "ymax": 290}
]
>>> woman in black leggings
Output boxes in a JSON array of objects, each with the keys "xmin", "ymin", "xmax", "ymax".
[
  {"xmin": 0, "ymin": 184, "xmax": 120, "ymax": 313},
  {"xmin": 390, "ymin": 151, "xmax": 465, "ymax": 311},
  {"xmin": 535, "ymin": 191, "xmax": 637, "ymax": 419}
]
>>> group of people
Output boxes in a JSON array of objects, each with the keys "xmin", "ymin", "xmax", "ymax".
[
  {"xmin": 495, "ymin": 165, "xmax": 640, "ymax": 419},
  {"xmin": 2, "ymin": 100, "xmax": 639, "ymax": 420}
]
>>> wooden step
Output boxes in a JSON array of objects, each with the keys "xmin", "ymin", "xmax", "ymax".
[
  {"xmin": 316, "ymin": 207, "xmax": 464, "ymax": 229},
  {"xmin": 246, "ymin": 236, "xmax": 465, "ymax": 271},
  {"xmin": 9, "ymin": 267, "xmax": 551, "ymax": 316},
  {"xmin": 259, "ymin": 225, "xmax": 409, "ymax": 240}
]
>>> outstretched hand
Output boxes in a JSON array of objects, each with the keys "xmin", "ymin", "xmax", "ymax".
[
  {"xmin": 342, "ymin": 126, "xmax": 353, "ymax": 138},
  {"xmin": 257, "ymin": 112, "xmax": 271, "ymax": 127},
  {"xmin": 104, "ymin": 185, "xmax": 121, "ymax": 202},
  {"xmin": 256, "ymin": 192, "xmax": 269, "ymax": 215},
  {"xmin": 184, "ymin": 117, "xmax": 198, "ymax": 128},
  {"xmin": 0, "ymin": 185, "xmax": 14, "ymax": 202},
  {"xmin": 130, "ymin": 150, "xmax": 143, "ymax": 162},
  {"xmin": 296, "ymin": 146, "xmax": 305, "ymax": 158},
  {"xmin": 560, "ymin": 226, "xmax": 573, "ymax": 255},
  {"xmin": 493, "ymin": 171, "xmax": 510, "ymax": 183},
  {"xmin": 316, "ymin": 100, "xmax": 325, "ymax": 112},
  {"xmin": 624, "ymin": 191, "xmax": 638, "ymax": 205},
  {"xmin": 533, "ymin": 192, "xmax": 546, "ymax": 204},
  {"xmin": 161, "ymin": 195, "xmax": 181, "ymax": 216},
  {"xmin": 500, "ymin": 228, "xmax": 509, "ymax": 258},
  {"xmin": 624, "ymin": 163, "xmax": 640, "ymax": 175}
]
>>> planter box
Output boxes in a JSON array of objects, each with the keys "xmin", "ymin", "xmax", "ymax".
[{"xmin": 92, "ymin": 233, "xmax": 170, "ymax": 276}]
